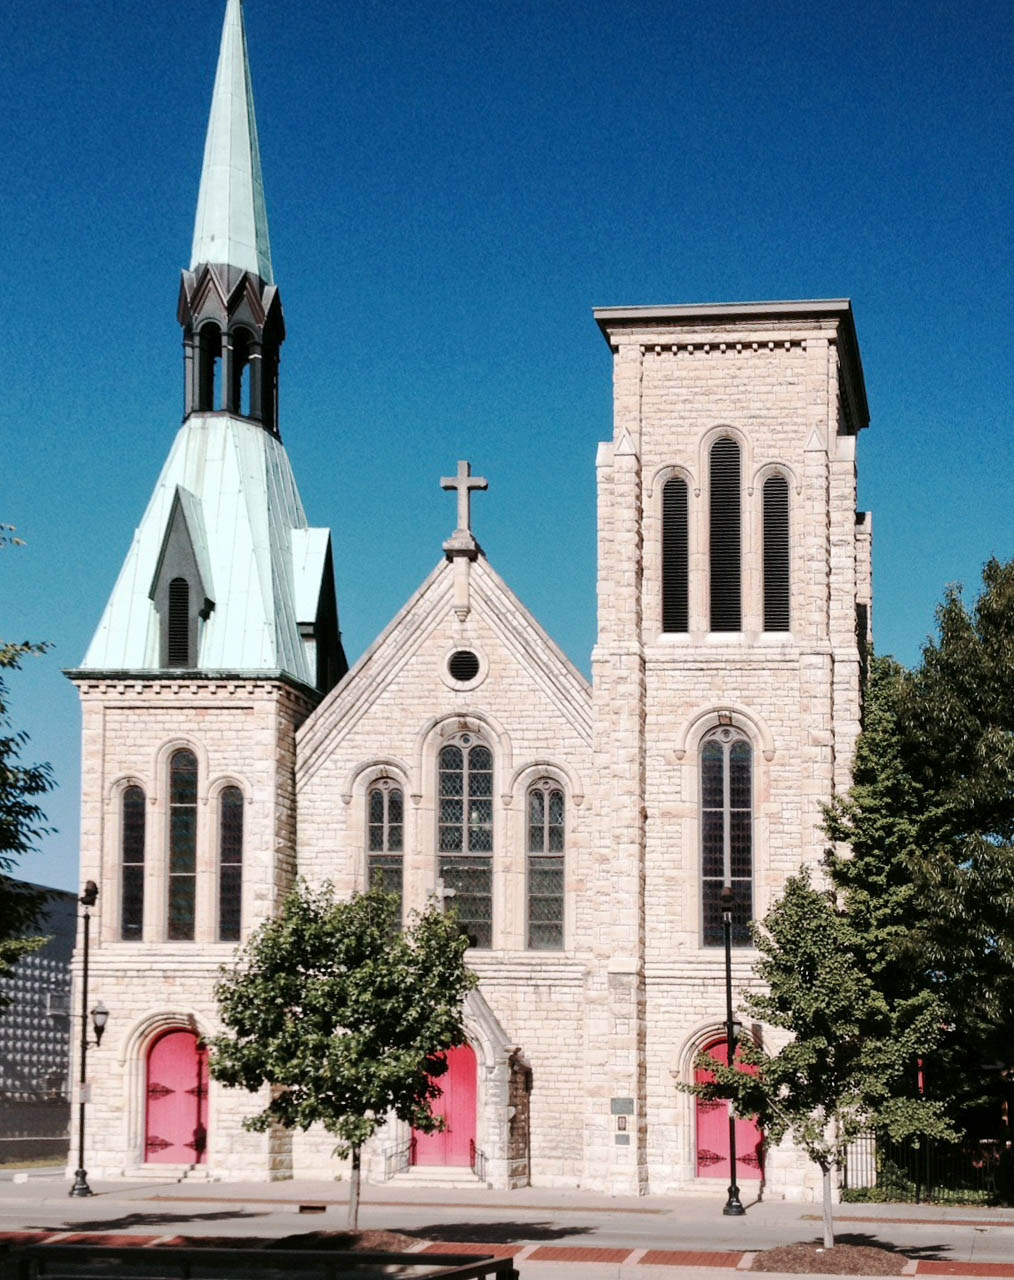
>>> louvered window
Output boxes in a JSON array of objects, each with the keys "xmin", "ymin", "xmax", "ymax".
[
  {"xmin": 167, "ymin": 749, "xmax": 198, "ymax": 941},
  {"xmin": 662, "ymin": 476, "xmax": 689, "ymax": 632},
  {"xmin": 701, "ymin": 730, "xmax": 753, "ymax": 946},
  {"xmin": 527, "ymin": 782, "xmax": 564, "ymax": 950},
  {"xmin": 121, "ymin": 785, "xmax": 145, "ymax": 941},
  {"xmin": 709, "ymin": 438, "xmax": 741, "ymax": 631},
  {"xmin": 367, "ymin": 781, "xmax": 404, "ymax": 922},
  {"xmin": 763, "ymin": 475, "xmax": 790, "ymax": 631},
  {"xmin": 167, "ymin": 578, "xmax": 190, "ymax": 668},
  {"xmin": 438, "ymin": 738, "xmax": 493, "ymax": 949},
  {"xmin": 218, "ymin": 786, "xmax": 243, "ymax": 942}
]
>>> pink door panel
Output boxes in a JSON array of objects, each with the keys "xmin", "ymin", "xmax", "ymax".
[
  {"xmin": 413, "ymin": 1043, "xmax": 477, "ymax": 1167},
  {"xmin": 694, "ymin": 1038, "xmax": 763, "ymax": 1179},
  {"xmin": 145, "ymin": 1029, "xmax": 208, "ymax": 1164}
]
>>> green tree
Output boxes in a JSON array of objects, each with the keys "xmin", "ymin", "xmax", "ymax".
[
  {"xmin": 210, "ymin": 880, "xmax": 477, "ymax": 1227},
  {"xmin": 683, "ymin": 870, "xmax": 951, "ymax": 1246},
  {"xmin": 897, "ymin": 558, "xmax": 1014, "ymax": 1068},
  {"xmin": 1, "ymin": 527, "xmax": 55, "ymax": 1001}
]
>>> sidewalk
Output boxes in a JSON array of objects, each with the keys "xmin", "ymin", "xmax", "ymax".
[{"xmin": 0, "ymin": 1171, "xmax": 1011, "ymax": 1280}]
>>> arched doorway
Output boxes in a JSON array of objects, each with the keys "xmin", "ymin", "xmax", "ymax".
[
  {"xmin": 145, "ymin": 1029, "xmax": 208, "ymax": 1164},
  {"xmin": 694, "ymin": 1037, "xmax": 763, "ymax": 1180},
  {"xmin": 412, "ymin": 1043, "xmax": 477, "ymax": 1167}
]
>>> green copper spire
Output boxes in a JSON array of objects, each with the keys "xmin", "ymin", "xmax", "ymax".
[{"xmin": 190, "ymin": 0, "xmax": 273, "ymax": 283}]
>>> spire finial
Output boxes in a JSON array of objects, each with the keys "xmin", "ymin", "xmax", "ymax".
[{"xmin": 190, "ymin": 0, "xmax": 273, "ymax": 282}]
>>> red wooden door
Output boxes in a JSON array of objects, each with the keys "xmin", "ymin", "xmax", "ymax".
[
  {"xmin": 694, "ymin": 1038, "xmax": 763, "ymax": 1179},
  {"xmin": 145, "ymin": 1029, "xmax": 208, "ymax": 1164},
  {"xmin": 413, "ymin": 1043, "xmax": 477, "ymax": 1167}
]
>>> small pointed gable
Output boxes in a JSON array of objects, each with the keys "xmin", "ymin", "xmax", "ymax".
[{"xmin": 149, "ymin": 487, "xmax": 214, "ymax": 615}]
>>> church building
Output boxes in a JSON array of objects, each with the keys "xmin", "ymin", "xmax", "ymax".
[{"xmin": 69, "ymin": 0, "xmax": 871, "ymax": 1198}]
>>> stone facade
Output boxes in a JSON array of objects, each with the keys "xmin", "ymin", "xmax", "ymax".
[{"xmin": 68, "ymin": 2, "xmax": 872, "ymax": 1203}]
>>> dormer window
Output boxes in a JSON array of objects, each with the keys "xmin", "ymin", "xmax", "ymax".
[{"xmin": 167, "ymin": 578, "xmax": 190, "ymax": 667}]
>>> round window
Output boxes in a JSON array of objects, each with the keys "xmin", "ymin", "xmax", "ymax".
[{"xmin": 448, "ymin": 650, "xmax": 481, "ymax": 682}]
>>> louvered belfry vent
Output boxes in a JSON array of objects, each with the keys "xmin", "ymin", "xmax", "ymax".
[
  {"xmin": 709, "ymin": 438, "xmax": 741, "ymax": 631},
  {"xmin": 167, "ymin": 577, "xmax": 191, "ymax": 667},
  {"xmin": 662, "ymin": 476, "xmax": 689, "ymax": 632},
  {"xmin": 763, "ymin": 474, "xmax": 790, "ymax": 631}
]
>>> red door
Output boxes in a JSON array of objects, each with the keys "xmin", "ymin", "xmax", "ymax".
[
  {"xmin": 694, "ymin": 1038, "xmax": 763, "ymax": 1179},
  {"xmin": 413, "ymin": 1043, "xmax": 477, "ymax": 1167},
  {"xmin": 145, "ymin": 1029, "xmax": 208, "ymax": 1164}
]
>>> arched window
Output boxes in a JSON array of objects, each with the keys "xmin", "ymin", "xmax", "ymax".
[
  {"xmin": 662, "ymin": 476, "xmax": 689, "ymax": 633},
  {"xmin": 763, "ymin": 474, "xmax": 790, "ymax": 631},
  {"xmin": 197, "ymin": 322, "xmax": 222, "ymax": 411},
  {"xmin": 168, "ymin": 749, "xmax": 198, "ymax": 941},
  {"xmin": 709, "ymin": 438, "xmax": 741, "ymax": 631},
  {"xmin": 218, "ymin": 786, "xmax": 243, "ymax": 942},
  {"xmin": 230, "ymin": 327, "xmax": 253, "ymax": 418},
  {"xmin": 438, "ymin": 738, "xmax": 493, "ymax": 949},
  {"xmin": 167, "ymin": 578, "xmax": 190, "ymax": 668},
  {"xmin": 367, "ymin": 780, "xmax": 404, "ymax": 920},
  {"xmin": 121, "ymin": 785, "xmax": 145, "ymax": 940},
  {"xmin": 527, "ymin": 781, "xmax": 564, "ymax": 950},
  {"xmin": 700, "ymin": 729, "xmax": 752, "ymax": 946}
]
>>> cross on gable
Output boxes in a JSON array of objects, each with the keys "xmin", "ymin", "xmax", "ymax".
[{"xmin": 441, "ymin": 460, "xmax": 487, "ymax": 537}]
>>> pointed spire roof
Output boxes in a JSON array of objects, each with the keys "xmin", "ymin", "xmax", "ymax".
[{"xmin": 190, "ymin": 0, "xmax": 274, "ymax": 283}]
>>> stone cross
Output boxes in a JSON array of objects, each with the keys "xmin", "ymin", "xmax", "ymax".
[{"xmin": 441, "ymin": 460, "xmax": 487, "ymax": 537}]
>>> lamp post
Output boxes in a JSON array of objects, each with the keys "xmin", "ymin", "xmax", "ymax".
[
  {"xmin": 70, "ymin": 881, "xmax": 108, "ymax": 1198},
  {"xmin": 720, "ymin": 884, "xmax": 745, "ymax": 1216}
]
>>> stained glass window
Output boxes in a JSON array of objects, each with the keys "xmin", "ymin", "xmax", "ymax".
[
  {"xmin": 168, "ymin": 749, "xmax": 198, "ymax": 941},
  {"xmin": 527, "ymin": 782, "xmax": 564, "ymax": 950},
  {"xmin": 121, "ymin": 785, "xmax": 145, "ymax": 940},
  {"xmin": 367, "ymin": 782, "xmax": 404, "ymax": 921},
  {"xmin": 701, "ymin": 730, "xmax": 752, "ymax": 946},
  {"xmin": 218, "ymin": 786, "xmax": 243, "ymax": 942},
  {"xmin": 438, "ymin": 738, "xmax": 493, "ymax": 948}
]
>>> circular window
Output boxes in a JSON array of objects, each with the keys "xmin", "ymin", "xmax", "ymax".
[{"xmin": 448, "ymin": 650, "xmax": 480, "ymax": 683}]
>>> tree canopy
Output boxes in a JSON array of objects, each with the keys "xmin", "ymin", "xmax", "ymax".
[
  {"xmin": 210, "ymin": 880, "xmax": 477, "ymax": 1225},
  {"xmin": 685, "ymin": 869, "xmax": 951, "ymax": 1245}
]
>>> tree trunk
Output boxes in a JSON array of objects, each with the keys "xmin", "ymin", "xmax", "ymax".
[
  {"xmin": 821, "ymin": 1163, "xmax": 835, "ymax": 1249},
  {"xmin": 347, "ymin": 1146, "xmax": 361, "ymax": 1230}
]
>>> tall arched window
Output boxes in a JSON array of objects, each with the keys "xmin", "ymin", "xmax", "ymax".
[
  {"xmin": 218, "ymin": 785, "xmax": 243, "ymax": 942},
  {"xmin": 438, "ymin": 738, "xmax": 493, "ymax": 949},
  {"xmin": 527, "ymin": 780, "xmax": 564, "ymax": 950},
  {"xmin": 168, "ymin": 749, "xmax": 198, "ymax": 941},
  {"xmin": 367, "ymin": 780, "xmax": 404, "ymax": 920},
  {"xmin": 197, "ymin": 322, "xmax": 221, "ymax": 411},
  {"xmin": 763, "ymin": 474, "xmax": 790, "ymax": 631},
  {"xmin": 700, "ymin": 728, "xmax": 752, "ymax": 946},
  {"xmin": 709, "ymin": 438, "xmax": 741, "ymax": 631},
  {"xmin": 121, "ymin": 785, "xmax": 145, "ymax": 940},
  {"xmin": 662, "ymin": 476, "xmax": 689, "ymax": 633},
  {"xmin": 167, "ymin": 578, "xmax": 190, "ymax": 668}
]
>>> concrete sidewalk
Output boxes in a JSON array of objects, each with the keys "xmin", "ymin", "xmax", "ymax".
[{"xmin": 0, "ymin": 1171, "xmax": 1011, "ymax": 1280}]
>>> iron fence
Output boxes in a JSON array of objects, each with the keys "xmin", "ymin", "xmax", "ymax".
[{"xmin": 843, "ymin": 1131, "xmax": 1012, "ymax": 1205}]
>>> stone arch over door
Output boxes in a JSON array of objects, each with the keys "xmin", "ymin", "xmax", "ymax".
[{"xmin": 121, "ymin": 1011, "xmax": 210, "ymax": 1169}]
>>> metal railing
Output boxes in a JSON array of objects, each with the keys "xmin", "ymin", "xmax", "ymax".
[
  {"xmin": 843, "ymin": 1131, "xmax": 1012, "ymax": 1205},
  {"xmin": 0, "ymin": 1243, "xmax": 518, "ymax": 1280},
  {"xmin": 470, "ymin": 1138, "xmax": 488, "ymax": 1183},
  {"xmin": 382, "ymin": 1135, "xmax": 416, "ymax": 1180}
]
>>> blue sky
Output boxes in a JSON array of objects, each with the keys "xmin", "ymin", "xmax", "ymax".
[{"xmin": 3, "ymin": 0, "xmax": 1011, "ymax": 892}]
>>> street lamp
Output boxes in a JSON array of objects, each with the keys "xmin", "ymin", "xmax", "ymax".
[
  {"xmin": 70, "ymin": 881, "xmax": 108, "ymax": 1198},
  {"xmin": 720, "ymin": 884, "xmax": 745, "ymax": 1217}
]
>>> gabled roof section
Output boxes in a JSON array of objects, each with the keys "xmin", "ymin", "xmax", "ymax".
[
  {"xmin": 190, "ymin": 0, "xmax": 273, "ymax": 283},
  {"xmin": 79, "ymin": 414, "xmax": 336, "ymax": 689},
  {"xmin": 297, "ymin": 556, "xmax": 592, "ymax": 779},
  {"xmin": 148, "ymin": 486, "xmax": 214, "ymax": 608}
]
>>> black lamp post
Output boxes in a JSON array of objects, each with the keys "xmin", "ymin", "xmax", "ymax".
[
  {"xmin": 70, "ymin": 881, "xmax": 108, "ymax": 1198},
  {"xmin": 720, "ymin": 884, "xmax": 745, "ymax": 1216}
]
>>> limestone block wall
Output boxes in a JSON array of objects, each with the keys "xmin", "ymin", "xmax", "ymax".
[
  {"xmin": 592, "ymin": 307, "xmax": 869, "ymax": 1200},
  {"xmin": 295, "ymin": 557, "xmax": 595, "ymax": 1188},
  {"xmin": 69, "ymin": 676, "xmax": 313, "ymax": 1180}
]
